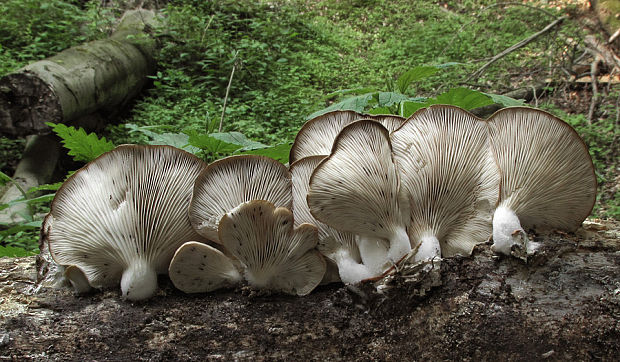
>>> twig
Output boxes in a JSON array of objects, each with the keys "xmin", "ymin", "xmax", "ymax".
[
  {"xmin": 588, "ymin": 58, "xmax": 600, "ymax": 123},
  {"xmin": 467, "ymin": 16, "xmax": 566, "ymax": 81},
  {"xmin": 219, "ymin": 50, "xmax": 239, "ymax": 133}
]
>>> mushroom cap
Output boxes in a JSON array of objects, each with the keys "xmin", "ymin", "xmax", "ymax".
[
  {"xmin": 218, "ymin": 200, "xmax": 325, "ymax": 296},
  {"xmin": 290, "ymin": 110, "xmax": 405, "ymax": 163},
  {"xmin": 290, "ymin": 155, "xmax": 361, "ymax": 263},
  {"xmin": 307, "ymin": 120, "xmax": 410, "ymax": 252},
  {"xmin": 168, "ymin": 241, "xmax": 241, "ymax": 293},
  {"xmin": 391, "ymin": 105, "xmax": 500, "ymax": 257},
  {"xmin": 44, "ymin": 145, "xmax": 208, "ymax": 294},
  {"xmin": 189, "ymin": 155, "xmax": 292, "ymax": 243},
  {"xmin": 488, "ymin": 107, "xmax": 597, "ymax": 231}
]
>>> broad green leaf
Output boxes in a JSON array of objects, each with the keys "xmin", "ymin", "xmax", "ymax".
[
  {"xmin": 484, "ymin": 93, "xmax": 526, "ymax": 107},
  {"xmin": 306, "ymin": 93, "xmax": 375, "ymax": 119},
  {"xmin": 186, "ymin": 131, "xmax": 240, "ymax": 154},
  {"xmin": 0, "ymin": 245, "xmax": 37, "ymax": 258},
  {"xmin": 324, "ymin": 87, "xmax": 377, "ymax": 98},
  {"xmin": 396, "ymin": 66, "xmax": 440, "ymax": 93},
  {"xmin": 368, "ymin": 106, "xmax": 392, "ymax": 115},
  {"xmin": 238, "ymin": 143, "xmax": 292, "ymax": 164},
  {"xmin": 209, "ymin": 132, "xmax": 268, "ymax": 151},
  {"xmin": 47, "ymin": 123, "xmax": 115, "ymax": 162},
  {"xmin": 377, "ymin": 92, "xmax": 410, "ymax": 107},
  {"xmin": 401, "ymin": 101, "xmax": 429, "ymax": 118},
  {"xmin": 433, "ymin": 87, "xmax": 494, "ymax": 110},
  {"xmin": 126, "ymin": 124, "xmax": 200, "ymax": 153},
  {"xmin": 3, "ymin": 193, "xmax": 55, "ymax": 208}
]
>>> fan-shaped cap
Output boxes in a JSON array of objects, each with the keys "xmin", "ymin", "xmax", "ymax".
[
  {"xmin": 391, "ymin": 105, "xmax": 500, "ymax": 257},
  {"xmin": 488, "ymin": 107, "xmax": 597, "ymax": 231},
  {"xmin": 189, "ymin": 155, "xmax": 292, "ymax": 243},
  {"xmin": 218, "ymin": 200, "xmax": 325, "ymax": 296},
  {"xmin": 43, "ymin": 145, "xmax": 208, "ymax": 300},
  {"xmin": 290, "ymin": 156, "xmax": 361, "ymax": 283},
  {"xmin": 290, "ymin": 110, "xmax": 405, "ymax": 163},
  {"xmin": 308, "ymin": 120, "xmax": 411, "ymax": 263},
  {"xmin": 168, "ymin": 241, "xmax": 241, "ymax": 293}
]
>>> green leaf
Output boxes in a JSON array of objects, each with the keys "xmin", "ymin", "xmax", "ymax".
[
  {"xmin": 377, "ymin": 92, "xmax": 409, "ymax": 107},
  {"xmin": 0, "ymin": 245, "xmax": 37, "ymax": 258},
  {"xmin": 186, "ymin": 131, "xmax": 241, "ymax": 154},
  {"xmin": 433, "ymin": 87, "xmax": 494, "ymax": 110},
  {"xmin": 238, "ymin": 143, "xmax": 292, "ymax": 164},
  {"xmin": 0, "ymin": 170, "xmax": 11, "ymax": 186},
  {"xmin": 484, "ymin": 93, "xmax": 526, "ymax": 107},
  {"xmin": 401, "ymin": 101, "xmax": 429, "ymax": 118},
  {"xmin": 396, "ymin": 66, "xmax": 440, "ymax": 94},
  {"xmin": 306, "ymin": 93, "xmax": 375, "ymax": 119},
  {"xmin": 368, "ymin": 106, "xmax": 392, "ymax": 115},
  {"xmin": 209, "ymin": 132, "xmax": 268, "ymax": 151},
  {"xmin": 47, "ymin": 123, "xmax": 115, "ymax": 162},
  {"xmin": 27, "ymin": 182, "xmax": 63, "ymax": 194}
]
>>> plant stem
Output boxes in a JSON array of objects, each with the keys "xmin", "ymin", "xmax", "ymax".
[{"xmin": 219, "ymin": 50, "xmax": 239, "ymax": 132}]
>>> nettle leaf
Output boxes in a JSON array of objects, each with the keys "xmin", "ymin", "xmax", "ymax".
[
  {"xmin": 484, "ymin": 93, "xmax": 526, "ymax": 107},
  {"xmin": 433, "ymin": 87, "xmax": 494, "ymax": 110},
  {"xmin": 238, "ymin": 143, "xmax": 292, "ymax": 164},
  {"xmin": 48, "ymin": 123, "xmax": 115, "ymax": 162},
  {"xmin": 209, "ymin": 132, "xmax": 268, "ymax": 151},
  {"xmin": 377, "ymin": 92, "xmax": 410, "ymax": 107},
  {"xmin": 368, "ymin": 106, "xmax": 392, "ymax": 115},
  {"xmin": 306, "ymin": 93, "xmax": 375, "ymax": 119},
  {"xmin": 396, "ymin": 66, "xmax": 440, "ymax": 93},
  {"xmin": 126, "ymin": 124, "xmax": 200, "ymax": 154},
  {"xmin": 401, "ymin": 101, "xmax": 428, "ymax": 118},
  {"xmin": 186, "ymin": 131, "xmax": 241, "ymax": 154}
]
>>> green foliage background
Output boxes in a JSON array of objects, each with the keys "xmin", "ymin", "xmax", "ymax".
[{"xmin": 0, "ymin": 0, "xmax": 617, "ymax": 254}]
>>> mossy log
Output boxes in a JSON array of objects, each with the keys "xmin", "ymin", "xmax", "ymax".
[
  {"xmin": 0, "ymin": 10, "xmax": 158, "ymax": 136},
  {"xmin": 0, "ymin": 220, "xmax": 618, "ymax": 359}
]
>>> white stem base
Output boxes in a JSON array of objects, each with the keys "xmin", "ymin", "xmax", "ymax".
[
  {"xmin": 334, "ymin": 249, "xmax": 374, "ymax": 284},
  {"xmin": 492, "ymin": 206, "xmax": 540, "ymax": 258},
  {"xmin": 414, "ymin": 235, "xmax": 441, "ymax": 262},
  {"xmin": 387, "ymin": 227, "xmax": 412, "ymax": 263},
  {"xmin": 357, "ymin": 235, "xmax": 390, "ymax": 276},
  {"xmin": 121, "ymin": 259, "xmax": 158, "ymax": 301},
  {"xmin": 64, "ymin": 265, "xmax": 93, "ymax": 294}
]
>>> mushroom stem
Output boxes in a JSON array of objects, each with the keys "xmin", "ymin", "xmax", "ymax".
[
  {"xmin": 388, "ymin": 227, "xmax": 412, "ymax": 263},
  {"xmin": 64, "ymin": 265, "xmax": 93, "ymax": 294},
  {"xmin": 413, "ymin": 234, "xmax": 441, "ymax": 262},
  {"xmin": 120, "ymin": 258, "xmax": 158, "ymax": 301},
  {"xmin": 333, "ymin": 249, "xmax": 374, "ymax": 284},
  {"xmin": 357, "ymin": 235, "xmax": 390, "ymax": 275},
  {"xmin": 492, "ymin": 205, "xmax": 540, "ymax": 258}
]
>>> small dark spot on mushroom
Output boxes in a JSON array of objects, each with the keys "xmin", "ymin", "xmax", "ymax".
[
  {"xmin": 282, "ymin": 220, "xmax": 288, "ymax": 225},
  {"xmin": 177, "ymin": 270, "xmax": 181, "ymax": 274},
  {"xmin": 233, "ymin": 224, "xmax": 237, "ymax": 229}
]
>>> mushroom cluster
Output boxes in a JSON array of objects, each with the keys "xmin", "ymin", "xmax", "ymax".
[{"xmin": 43, "ymin": 106, "xmax": 596, "ymax": 301}]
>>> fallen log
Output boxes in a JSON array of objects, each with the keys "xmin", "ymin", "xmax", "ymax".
[
  {"xmin": 1, "ymin": 220, "xmax": 618, "ymax": 359},
  {"xmin": 0, "ymin": 9, "xmax": 158, "ymax": 136}
]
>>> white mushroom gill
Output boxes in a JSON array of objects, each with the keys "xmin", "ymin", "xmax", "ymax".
[
  {"xmin": 308, "ymin": 120, "xmax": 411, "ymax": 271},
  {"xmin": 290, "ymin": 110, "xmax": 405, "ymax": 163},
  {"xmin": 219, "ymin": 200, "xmax": 325, "ymax": 296},
  {"xmin": 487, "ymin": 107, "xmax": 596, "ymax": 258},
  {"xmin": 189, "ymin": 155, "xmax": 292, "ymax": 243},
  {"xmin": 290, "ymin": 156, "xmax": 365, "ymax": 283},
  {"xmin": 44, "ymin": 145, "xmax": 207, "ymax": 301},
  {"xmin": 392, "ymin": 105, "xmax": 499, "ymax": 260}
]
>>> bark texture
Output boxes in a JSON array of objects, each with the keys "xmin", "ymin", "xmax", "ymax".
[
  {"xmin": 0, "ymin": 10, "xmax": 158, "ymax": 136},
  {"xmin": 0, "ymin": 220, "xmax": 618, "ymax": 360}
]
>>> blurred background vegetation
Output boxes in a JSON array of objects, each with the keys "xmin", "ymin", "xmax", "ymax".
[{"xmin": 0, "ymin": 0, "xmax": 618, "ymax": 255}]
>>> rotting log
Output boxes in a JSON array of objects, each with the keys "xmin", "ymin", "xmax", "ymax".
[
  {"xmin": 0, "ymin": 220, "xmax": 618, "ymax": 359},
  {"xmin": 0, "ymin": 9, "xmax": 158, "ymax": 136},
  {"xmin": 0, "ymin": 135, "xmax": 60, "ymax": 225}
]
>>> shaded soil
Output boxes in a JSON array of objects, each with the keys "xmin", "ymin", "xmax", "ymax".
[{"xmin": 1, "ymin": 220, "xmax": 618, "ymax": 360}]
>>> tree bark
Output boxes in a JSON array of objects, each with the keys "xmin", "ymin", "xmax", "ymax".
[
  {"xmin": 0, "ymin": 9, "xmax": 158, "ymax": 136},
  {"xmin": 0, "ymin": 220, "xmax": 618, "ymax": 360}
]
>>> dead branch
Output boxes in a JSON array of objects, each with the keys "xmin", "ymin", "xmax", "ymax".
[{"xmin": 468, "ymin": 17, "xmax": 567, "ymax": 81}]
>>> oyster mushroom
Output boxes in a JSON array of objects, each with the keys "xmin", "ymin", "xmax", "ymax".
[
  {"xmin": 487, "ymin": 107, "xmax": 597, "ymax": 258},
  {"xmin": 391, "ymin": 105, "xmax": 500, "ymax": 261},
  {"xmin": 308, "ymin": 120, "xmax": 411, "ymax": 274},
  {"xmin": 290, "ymin": 110, "xmax": 405, "ymax": 163},
  {"xmin": 219, "ymin": 200, "xmax": 326, "ymax": 296},
  {"xmin": 189, "ymin": 155, "xmax": 292, "ymax": 243},
  {"xmin": 42, "ymin": 145, "xmax": 207, "ymax": 301},
  {"xmin": 290, "ymin": 156, "xmax": 369, "ymax": 283}
]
